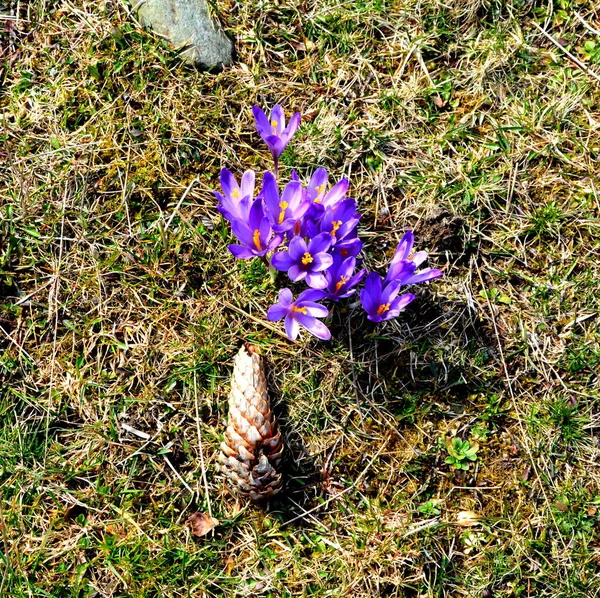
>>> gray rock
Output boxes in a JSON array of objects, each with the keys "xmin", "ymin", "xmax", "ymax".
[{"xmin": 134, "ymin": 0, "xmax": 233, "ymax": 69}]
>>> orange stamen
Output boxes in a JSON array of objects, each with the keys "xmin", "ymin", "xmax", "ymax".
[
  {"xmin": 278, "ymin": 200, "xmax": 288, "ymax": 224},
  {"xmin": 291, "ymin": 305, "xmax": 307, "ymax": 314},
  {"xmin": 376, "ymin": 303, "xmax": 390, "ymax": 315},
  {"xmin": 252, "ymin": 229, "xmax": 261, "ymax": 250},
  {"xmin": 335, "ymin": 276, "xmax": 349, "ymax": 292},
  {"xmin": 301, "ymin": 252, "xmax": 313, "ymax": 266},
  {"xmin": 330, "ymin": 220, "xmax": 342, "ymax": 236}
]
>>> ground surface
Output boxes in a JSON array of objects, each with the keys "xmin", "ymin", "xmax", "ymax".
[{"xmin": 1, "ymin": 1, "xmax": 600, "ymax": 596}]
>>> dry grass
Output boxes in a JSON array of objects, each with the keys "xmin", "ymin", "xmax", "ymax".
[{"xmin": 2, "ymin": 0, "xmax": 600, "ymax": 596}]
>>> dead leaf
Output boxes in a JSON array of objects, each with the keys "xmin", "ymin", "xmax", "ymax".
[
  {"xmin": 224, "ymin": 555, "xmax": 235, "ymax": 574},
  {"xmin": 434, "ymin": 95, "xmax": 447, "ymax": 108},
  {"xmin": 456, "ymin": 511, "xmax": 480, "ymax": 527},
  {"xmin": 187, "ymin": 512, "xmax": 219, "ymax": 537}
]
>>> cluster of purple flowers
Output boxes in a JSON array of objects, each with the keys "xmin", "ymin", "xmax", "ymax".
[{"xmin": 214, "ymin": 105, "xmax": 443, "ymax": 341}]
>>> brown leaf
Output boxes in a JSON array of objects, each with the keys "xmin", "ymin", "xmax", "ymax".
[
  {"xmin": 434, "ymin": 95, "xmax": 447, "ymax": 108},
  {"xmin": 224, "ymin": 555, "xmax": 235, "ymax": 575},
  {"xmin": 456, "ymin": 511, "xmax": 480, "ymax": 527},
  {"xmin": 554, "ymin": 502, "xmax": 568, "ymax": 513},
  {"xmin": 187, "ymin": 512, "xmax": 219, "ymax": 537}
]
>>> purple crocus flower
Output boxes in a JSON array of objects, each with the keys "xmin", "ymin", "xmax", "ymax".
[
  {"xmin": 360, "ymin": 272, "xmax": 415, "ymax": 323},
  {"xmin": 306, "ymin": 168, "xmax": 349, "ymax": 209},
  {"xmin": 329, "ymin": 228, "xmax": 362, "ymax": 259},
  {"xmin": 267, "ymin": 288, "xmax": 331, "ymax": 341},
  {"xmin": 323, "ymin": 255, "xmax": 366, "ymax": 301},
  {"xmin": 215, "ymin": 168, "xmax": 255, "ymax": 222},
  {"xmin": 308, "ymin": 198, "xmax": 360, "ymax": 244},
  {"xmin": 252, "ymin": 105, "xmax": 301, "ymax": 165},
  {"xmin": 228, "ymin": 198, "xmax": 283, "ymax": 259},
  {"xmin": 261, "ymin": 172, "xmax": 309, "ymax": 233},
  {"xmin": 271, "ymin": 232, "xmax": 333, "ymax": 288},
  {"xmin": 383, "ymin": 231, "xmax": 443, "ymax": 286}
]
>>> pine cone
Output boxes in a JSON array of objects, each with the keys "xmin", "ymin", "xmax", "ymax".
[{"xmin": 218, "ymin": 344, "xmax": 283, "ymax": 502}]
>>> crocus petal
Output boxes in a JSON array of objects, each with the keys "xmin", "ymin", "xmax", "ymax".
[
  {"xmin": 361, "ymin": 273, "xmax": 383, "ymax": 315},
  {"xmin": 252, "ymin": 106, "xmax": 271, "ymax": 138},
  {"xmin": 322, "ymin": 178, "xmax": 349, "ymax": 208},
  {"xmin": 385, "ymin": 259, "xmax": 416, "ymax": 286},
  {"xmin": 220, "ymin": 168, "xmax": 238, "ymax": 199},
  {"xmin": 284, "ymin": 315, "xmax": 299, "ymax": 340},
  {"xmin": 248, "ymin": 197, "xmax": 266, "ymax": 231},
  {"xmin": 309, "ymin": 168, "xmax": 328, "ymax": 201},
  {"xmin": 281, "ymin": 180, "xmax": 304, "ymax": 210},
  {"xmin": 332, "ymin": 237, "xmax": 363, "ymax": 258},
  {"xmin": 271, "ymin": 251, "xmax": 295, "ymax": 272},
  {"xmin": 403, "ymin": 268, "xmax": 444, "ymax": 285},
  {"xmin": 390, "ymin": 231, "xmax": 414, "ymax": 265},
  {"xmin": 267, "ymin": 233, "xmax": 284, "ymax": 252},
  {"xmin": 231, "ymin": 219, "xmax": 255, "ymax": 247},
  {"xmin": 305, "ymin": 272, "xmax": 327, "ymax": 289},
  {"xmin": 271, "ymin": 105, "xmax": 286, "ymax": 135},
  {"xmin": 278, "ymin": 288, "xmax": 293, "ymax": 307},
  {"xmin": 382, "ymin": 279, "xmax": 403, "ymax": 304},
  {"xmin": 295, "ymin": 313, "xmax": 331, "ymax": 340},
  {"xmin": 411, "ymin": 251, "xmax": 428, "ymax": 267},
  {"xmin": 288, "ymin": 264, "xmax": 306, "ymax": 282},
  {"xmin": 297, "ymin": 289, "xmax": 327, "ymax": 303},
  {"xmin": 335, "ymin": 217, "xmax": 361, "ymax": 242},
  {"xmin": 298, "ymin": 301, "xmax": 329, "ymax": 317},
  {"xmin": 240, "ymin": 170, "xmax": 256, "ymax": 199},
  {"xmin": 228, "ymin": 244, "xmax": 256, "ymax": 259},
  {"xmin": 265, "ymin": 136, "xmax": 285, "ymax": 159},
  {"xmin": 309, "ymin": 232, "xmax": 333, "ymax": 255},
  {"xmin": 258, "ymin": 217, "xmax": 273, "ymax": 248},
  {"xmin": 261, "ymin": 172, "xmax": 279, "ymax": 223},
  {"xmin": 280, "ymin": 112, "xmax": 301, "ymax": 145},
  {"xmin": 364, "ymin": 272, "xmax": 382, "ymax": 301},
  {"xmin": 347, "ymin": 268, "xmax": 367, "ymax": 288},
  {"xmin": 391, "ymin": 292, "xmax": 416, "ymax": 313},
  {"xmin": 288, "ymin": 236, "xmax": 308, "ymax": 261},
  {"xmin": 267, "ymin": 304, "xmax": 288, "ymax": 321},
  {"xmin": 311, "ymin": 252, "xmax": 333, "ymax": 272}
]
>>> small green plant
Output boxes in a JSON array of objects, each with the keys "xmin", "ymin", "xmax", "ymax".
[
  {"xmin": 444, "ymin": 437, "xmax": 479, "ymax": 471},
  {"xmin": 418, "ymin": 499, "xmax": 443, "ymax": 516}
]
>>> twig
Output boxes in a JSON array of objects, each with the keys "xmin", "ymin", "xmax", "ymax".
[
  {"xmin": 163, "ymin": 454, "xmax": 195, "ymax": 496},
  {"xmin": 532, "ymin": 21, "xmax": 600, "ymax": 84},
  {"xmin": 194, "ymin": 373, "xmax": 213, "ymax": 518},
  {"xmin": 165, "ymin": 177, "xmax": 198, "ymax": 232},
  {"xmin": 121, "ymin": 423, "xmax": 151, "ymax": 440},
  {"xmin": 574, "ymin": 11, "xmax": 600, "ymax": 37}
]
